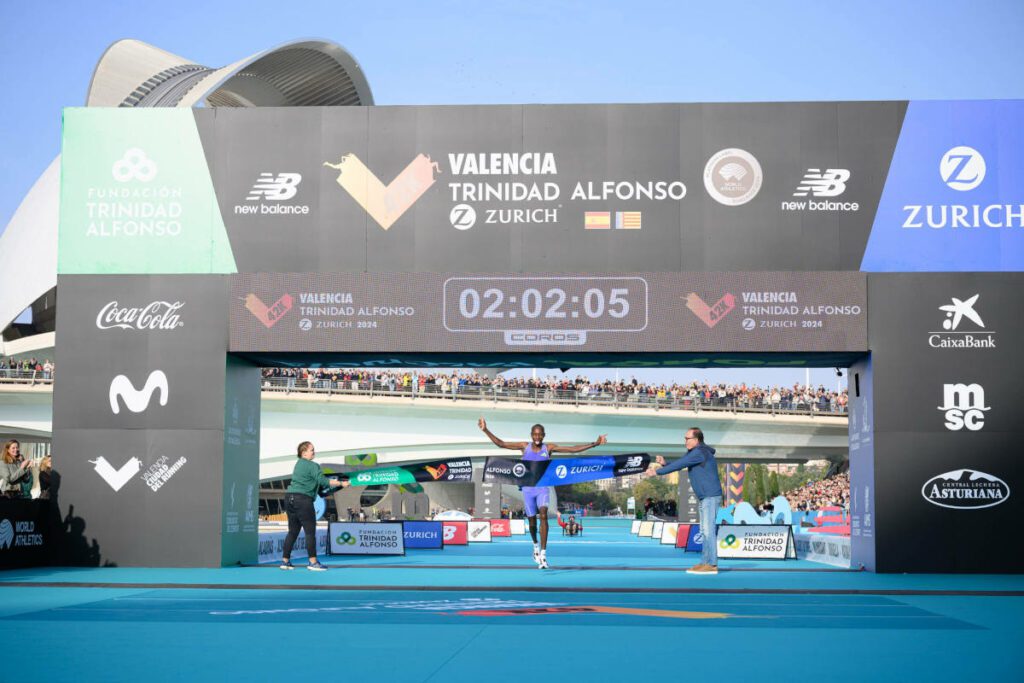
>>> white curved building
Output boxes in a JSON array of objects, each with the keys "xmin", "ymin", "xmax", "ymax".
[{"xmin": 0, "ymin": 38, "xmax": 373, "ymax": 352}]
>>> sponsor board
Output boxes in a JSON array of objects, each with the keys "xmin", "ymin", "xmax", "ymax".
[
  {"xmin": 929, "ymin": 294, "xmax": 995, "ymax": 350},
  {"xmin": 637, "ymin": 521, "xmax": 655, "ymax": 537},
  {"xmin": 489, "ymin": 519, "xmax": 512, "ymax": 537},
  {"xmin": 685, "ymin": 525, "xmax": 705, "ymax": 552},
  {"xmin": 257, "ymin": 527, "xmax": 329, "ymax": 564},
  {"xmin": 661, "ymin": 522, "xmax": 679, "ymax": 545},
  {"xmin": 510, "ymin": 519, "xmax": 527, "ymax": 535},
  {"xmin": 675, "ymin": 523, "xmax": 691, "ymax": 548},
  {"xmin": 231, "ymin": 272, "xmax": 866, "ymax": 354},
  {"xmin": 650, "ymin": 521, "xmax": 664, "ymax": 540},
  {"xmin": 327, "ymin": 522, "xmax": 405, "ymax": 556},
  {"xmin": 630, "ymin": 520, "xmax": 642, "ymax": 535},
  {"xmin": 468, "ymin": 520, "xmax": 492, "ymax": 542},
  {"xmin": 939, "ymin": 383, "xmax": 990, "ymax": 432},
  {"xmin": 403, "ymin": 521, "xmax": 444, "ymax": 549},
  {"xmin": 795, "ymin": 533, "xmax": 851, "ymax": 568},
  {"xmin": 716, "ymin": 525, "xmax": 797, "ymax": 560},
  {"xmin": 441, "ymin": 520, "xmax": 468, "ymax": 545},
  {"xmin": 0, "ymin": 501, "xmax": 49, "ymax": 569},
  {"xmin": 921, "ymin": 469, "xmax": 1010, "ymax": 510}
]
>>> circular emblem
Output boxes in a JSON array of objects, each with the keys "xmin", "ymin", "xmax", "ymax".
[
  {"xmin": 940, "ymin": 146, "xmax": 986, "ymax": 191},
  {"xmin": 742, "ymin": 318, "xmax": 755, "ymax": 331},
  {"xmin": 299, "ymin": 318, "xmax": 312, "ymax": 331},
  {"xmin": 512, "ymin": 463, "xmax": 527, "ymax": 477},
  {"xmin": 703, "ymin": 148, "xmax": 762, "ymax": 206},
  {"xmin": 335, "ymin": 532, "xmax": 357, "ymax": 545},
  {"xmin": 555, "ymin": 465, "xmax": 568, "ymax": 479},
  {"xmin": 450, "ymin": 204, "xmax": 477, "ymax": 230}
]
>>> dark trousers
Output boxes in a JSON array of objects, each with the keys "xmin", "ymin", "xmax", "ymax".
[{"xmin": 282, "ymin": 493, "xmax": 317, "ymax": 559}]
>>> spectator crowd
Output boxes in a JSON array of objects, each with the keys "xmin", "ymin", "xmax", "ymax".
[
  {"xmin": 784, "ymin": 471, "xmax": 850, "ymax": 512},
  {"xmin": 261, "ymin": 368, "xmax": 849, "ymax": 414},
  {"xmin": 0, "ymin": 357, "xmax": 53, "ymax": 383}
]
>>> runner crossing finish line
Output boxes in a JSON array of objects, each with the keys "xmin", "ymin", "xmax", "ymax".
[{"xmin": 478, "ymin": 417, "xmax": 609, "ymax": 570}]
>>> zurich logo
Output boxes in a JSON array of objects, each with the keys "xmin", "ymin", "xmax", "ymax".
[
  {"xmin": 940, "ymin": 146, "xmax": 986, "ymax": 191},
  {"xmin": 555, "ymin": 465, "xmax": 568, "ymax": 479}
]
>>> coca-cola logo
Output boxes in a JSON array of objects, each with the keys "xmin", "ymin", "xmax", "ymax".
[{"xmin": 96, "ymin": 301, "xmax": 185, "ymax": 331}]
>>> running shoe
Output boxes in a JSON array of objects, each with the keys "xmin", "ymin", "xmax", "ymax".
[
  {"xmin": 538, "ymin": 558, "xmax": 549, "ymax": 570},
  {"xmin": 686, "ymin": 564, "xmax": 717, "ymax": 575},
  {"xmin": 307, "ymin": 561, "xmax": 329, "ymax": 572},
  {"xmin": 532, "ymin": 548, "xmax": 541, "ymax": 565},
  {"xmin": 279, "ymin": 560, "xmax": 295, "ymax": 570}
]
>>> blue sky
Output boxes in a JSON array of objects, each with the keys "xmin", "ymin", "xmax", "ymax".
[{"xmin": 2, "ymin": 0, "xmax": 1022, "ymax": 385}]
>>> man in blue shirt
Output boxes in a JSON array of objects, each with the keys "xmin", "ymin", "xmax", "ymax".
[{"xmin": 647, "ymin": 427, "xmax": 723, "ymax": 575}]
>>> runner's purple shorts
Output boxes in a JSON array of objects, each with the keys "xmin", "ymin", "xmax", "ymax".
[{"xmin": 522, "ymin": 486, "xmax": 550, "ymax": 517}]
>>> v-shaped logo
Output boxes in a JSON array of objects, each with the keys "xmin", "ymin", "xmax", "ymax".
[
  {"xmin": 90, "ymin": 456, "xmax": 142, "ymax": 492},
  {"xmin": 324, "ymin": 153, "xmax": 441, "ymax": 230},
  {"xmin": 684, "ymin": 292, "xmax": 736, "ymax": 328}
]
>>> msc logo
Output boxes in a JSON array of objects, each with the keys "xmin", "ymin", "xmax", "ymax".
[
  {"xmin": 247, "ymin": 173, "xmax": 302, "ymax": 201},
  {"xmin": 555, "ymin": 465, "xmax": 568, "ymax": 479},
  {"xmin": 939, "ymin": 383, "xmax": 990, "ymax": 431},
  {"xmin": 112, "ymin": 148, "xmax": 157, "ymax": 183},
  {"xmin": 793, "ymin": 168, "xmax": 850, "ymax": 197},
  {"xmin": 450, "ymin": 204, "xmax": 477, "ymax": 230},
  {"xmin": 109, "ymin": 370, "xmax": 169, "ymax": 415},
  {"xmin": 324, "ymin": 153, "xmax": 441, "ymax": 231},
  {"xmin": 940, "ymin": 146, "xmax": 986, "ymax": 191}
]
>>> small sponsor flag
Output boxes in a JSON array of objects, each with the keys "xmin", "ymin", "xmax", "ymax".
[
  {"xmin": 615, "ymin": 211, "xmax": 642, "ymax": 230},
  {"xmin": 584, "ymin": 211, "xmax": 611, "ymax": 229}
]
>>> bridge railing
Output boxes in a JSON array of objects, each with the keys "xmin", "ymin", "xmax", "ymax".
[
  {"xmin": 260, "ymin": 377, "xmax": 847, "ymax": 418},
  {"xmin": 0, "ymin": 370, "xmax": 53, "ymax": 386}
]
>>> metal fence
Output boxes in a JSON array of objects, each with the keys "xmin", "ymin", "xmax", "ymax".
[
  {"xmin": 260, "ymin": 376, "xmax": 847, "ymax": 417},
  {"xmin": 0, "ymin": 370, "xmax": 53, "ymax": 385}
]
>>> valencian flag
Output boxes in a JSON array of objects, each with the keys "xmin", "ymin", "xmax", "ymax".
[
  {"xmin": 483, "ymin": 454, "xmax": 650, "ymax": 486},
  {"xmin": 335, "ymin": 458, "xmax": 475, "ymax": 487}
]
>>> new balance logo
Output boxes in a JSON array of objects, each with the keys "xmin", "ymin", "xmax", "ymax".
[
  {"xmin": 246, "ymin": 173, "xmax": 302, "ymax": 201},
  {"xmin": 793, "ymin": 169, "xmax": 850, "ymax": 197},
  {"xmin": 90, "ymin": 456, "xmax": 142, "ymax": 492},
  {"xmin": 624, "ymin": 456, "xmax": 644, "ymax": 469},
  {"xmin": 109, "ymin": 370, "xmax": 169, "ymax": 415},
  {"xmin": 939, "ymin": 383, "xmax": 989, "ymax": 431}
]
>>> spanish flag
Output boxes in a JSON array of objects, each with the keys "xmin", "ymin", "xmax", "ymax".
[
  {"xmin": 585, "ymin": 211, "xmax": 611, "ymax": 229},
  {"xmin": 615, "ymin": 211, "xmax": 642, "ymax": 230}
]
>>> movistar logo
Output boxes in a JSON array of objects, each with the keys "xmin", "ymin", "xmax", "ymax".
[{"xmin": 108, "ymin": 370, "xmax": 168, "ymax": 414}]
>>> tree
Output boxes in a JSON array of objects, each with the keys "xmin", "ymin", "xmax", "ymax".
[{"xmin": 768, "ymin": 471, "xmax": 780, "ymax": 499}]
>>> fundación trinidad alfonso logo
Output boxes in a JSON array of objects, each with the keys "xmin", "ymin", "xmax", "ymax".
[
  {"xmin": 112, "ymin": 148, "xmax": 158, "ymax": 183},
  {"xmin": 324, "ymin": 153, "xmax": 441, "ymax": 230},
  {"xmin": 684, "ymin": 292, "xmax": 736, "ymax": 328}
]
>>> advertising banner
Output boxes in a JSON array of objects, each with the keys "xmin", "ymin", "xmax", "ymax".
[
  {"xmin": 685, "ymin": 525, "xmax": 705, "ymax": 552},
  {"xmin": 403, "ymin": 520, "xmax": 444, "ymax": 549},
  {"xmin": 660, "ymin": 522, "xmax": 679, "ymax": 545},
  {"xmin": 441, "ymin": 520, "xmax": 468, "ymax": 545},
  {"xmin": 483, "ymin": 454, "xmax": 650, "ymax": 486},
  {"xmin": 257, "ymin": 526, "xmax": 329, "ymax": 564},
  {"xmin": 468, "ymin": 520, "xmax": 492, "ymax": 542},
  {"xmin": 650, "ymin": 521, "xmax": 664, "ymax": 540},
  {"xmin": 489, "ymin": 519, "xmax": 512, "ymax": 537},
  {"xmin": 0, "ymin": 500, "xmax": 50, "ymax": 569},
  {"xmin": 631, "ymin": 520, "xmax": 642, "ymax": 534},
  {"xmin": 795, "ymin": 533, "xmax": 852, "ymax": 568},
  {"xmin": 510, "ymin": 519, "xmax": 527, "ymax": 535},
  {"xmin": 344, "ymin": 458, "xmax": 474, "ymax": 487},
  {"xmin": 327, "ymin": 522, "xmax": 405, "ymax": 555},
  {"xmin": 716, "ymin": 525, "xmax": 797, "ymax": 560},
  {"xmin": 232, "ymin": 273, "xmax": 866, "ymax": 354},
  {"xmin": 638, "ymin": 521, "xmax": 655, "ymax": 537},
  {"xmin": 675, "ymin": 523, "xmax": 691, "ymax": 548}
]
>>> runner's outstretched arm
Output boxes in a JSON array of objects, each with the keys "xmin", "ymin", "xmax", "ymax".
[
  {"xmin": 478, "ymin": 417, "xmax": 527, "ymax": 450},
  {"xmin": 549, "ymin": 434, "xmax": 607, "ymax": 454}
]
